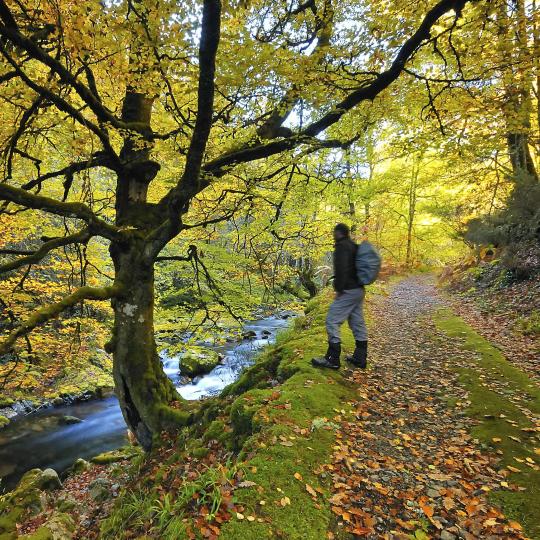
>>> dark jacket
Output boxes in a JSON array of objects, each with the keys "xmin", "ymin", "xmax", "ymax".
[{"xmin": 333, "ymin": 237, "xmax": 361, "ymax": 293}]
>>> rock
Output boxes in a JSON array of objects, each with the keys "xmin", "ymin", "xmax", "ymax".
[
  {"xmin": 261, "ymin": 330, "xmax": 271, "ymax": 336},
  {"xmin": 71, "ymin": 458, "xmax": 91, "ymax": 474},
  {"xmin": 58, "ymin": 416, "xmax": 82, "ymax": 425},
  {"xmin": 95, "ymin": 385, "xmax": 115, "ymax": 399},
  {"xmin": 241, "ymin": 330, "xmax": 257, "ymax": 340},
  {"xmin": 440, "ymin": 531, "xmax": 456, "ymax": 540},
  {"xmin": 88, "ymin": 477, "xmax": 111, "ymax": 502},
  {"xmin": 52, "ymin": 397, "xmax": 64, "ymax": 406},
  {"xmin": 180, "ymin": 348, "xmax": 220, "ymax": 377},
  {"xmin": 21, "ymin": 511, "xmax": 76, "ymax": 539},
  {"xmin": 39, "ymin": 469, "xmax": 62, "ymax": 491},
  {"xmin": 427, "ymin": 488, "xmax": 441, "ymax": 498},
  {"xmin": 90, "ymin": 447, "xmax": 140, "ymax": 465},
  {"xmin": 56, "ymin": 494, "xmax": 77, "ymax": 512}
]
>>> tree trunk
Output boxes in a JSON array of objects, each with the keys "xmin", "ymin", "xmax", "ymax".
[{"xmin": 109, "ymin": 241, "xmax": 184, "ymax": 450}]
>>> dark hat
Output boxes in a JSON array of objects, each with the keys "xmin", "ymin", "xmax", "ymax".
[{"xmin": 334, "ymin": 223, "xmax": 350, "ymax": 236}]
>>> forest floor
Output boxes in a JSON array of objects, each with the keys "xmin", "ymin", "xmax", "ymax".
[
  {"xmin": 4, "ymin": 274, "xmax": 539, "ymax": 540},
  {"xmin": 326, "ymin": 274, "xmax": 539, "ymax": 539},
  {"xmin": 444, "ymin": 273, "xmax": 539, "ymax": 384}
]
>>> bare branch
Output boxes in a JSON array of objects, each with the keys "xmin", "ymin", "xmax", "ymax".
[{"xmin": 204, "ymin": 0, "xmax": 472, "ymax": 175}]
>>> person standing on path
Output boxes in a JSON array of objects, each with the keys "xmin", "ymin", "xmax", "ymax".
[{"xmin": 312, "ymin": 223, "xmax": 368, "ymax": 370}]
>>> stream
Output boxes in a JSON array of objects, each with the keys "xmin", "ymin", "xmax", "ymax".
[{"xmin": 0, "ymin": 314, "xmax": 291, "ymax": 492}]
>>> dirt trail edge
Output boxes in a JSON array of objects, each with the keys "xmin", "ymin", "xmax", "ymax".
[{"xmin": 326, "ymin": 275, "xmax": 539, "ymax": 539}]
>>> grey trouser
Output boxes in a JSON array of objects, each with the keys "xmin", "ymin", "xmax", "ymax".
[{"xmin": 326, "ymin": 287, "xmax": 367, "ymax": 344}]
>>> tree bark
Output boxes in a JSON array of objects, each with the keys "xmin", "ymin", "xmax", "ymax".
[{"xmin": 109, "ymin": 240, "xmax": 186, "ymax": 450}]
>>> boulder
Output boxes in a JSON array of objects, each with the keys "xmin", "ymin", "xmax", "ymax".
[
  {"xmin": 20, "ymin": 511, "xmax": 76, "ymax": 540},
  {"xmin": 88, "ymin": 477, "xmax": 111, "ymax": 502},
  {"xmin": 180, "ymin": 348, "xmax": 220, "ymax": 377},
  {"xmin": 56, "ymin": 494, "xmax": 77, "ymax": 512},
  {"xmin": 38, "ymin": 469, "xmax": 62, "ymax": 491},
  {"xmin": 58, "ymin": 416, "xmax": 82, "ymax": 426},
  {"xmin": 0, "ymin": 469, "xmax": 47, "ymax": 537},
  {"xmin": 241, "ymin": 330, "xmax": 257, "ymax": 340},
  {"xmin": 71, "ymin": 458, "xmax": 91, "ymax": 474}
]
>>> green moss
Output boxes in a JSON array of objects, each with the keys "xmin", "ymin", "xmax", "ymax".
[
  {"xmin": 19, "ymin": 526, "xmax": 53, "ymax": 540},
  {"xmin": 203, "ymin": 420, "xmax": 226, "ymax": 443},
  {"xmin": 91, "ymin": 447, "xmax": 141, "ymax": 465},
  {"xmin": 0, "ymin": 397, "xmax": 14, "ymax": 408},
  {"xmin": 0, "ymin": 416, "xmax": 9, "ymax": 429},
  {"xmin": 180, "ymin": 347, "xmax": 220, "ymax": 377},
  {"xmin": 191, "ymin": 447, "xmax": 210, "ymax": 459},
  {"xmin": 99, "ymin": 288, "xmax": 362, "ymax": 539},
  {"xmin": 435, "ymin": 310, "xmax": 540, "ymax": 539}
]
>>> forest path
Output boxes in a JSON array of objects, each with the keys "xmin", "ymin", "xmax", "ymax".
[{"xmin": 326, "ymin": 275, "xmax": 531, "ymax": 539}]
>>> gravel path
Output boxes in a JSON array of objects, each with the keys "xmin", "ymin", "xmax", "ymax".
[{"xmin": 326, "ymin": 275, "xmax": 526, "ymax": 539}]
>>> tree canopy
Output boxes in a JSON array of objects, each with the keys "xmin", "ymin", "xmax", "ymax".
[{"xmin": 0, "ymin": 0, "xmax": 538, "ymax": 446}]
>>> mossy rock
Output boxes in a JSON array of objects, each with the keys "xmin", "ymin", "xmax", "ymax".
[
  {"xmin": 180, "ymin": 348, "xmax": 220, "ymax": 377},
  {"xmin": 202, "ymin": 420, "xmax": 226, "ymax": 443},
  {"xmin": 91, "ymin": 447, "xmax": 141, "ymax": 465},
  {"xmin": 20, "ymin": 511, "xmax": 75, "ymax": 540},
  {"xmin": 0, "ymin": 396, "xmax": 14, "ymax": 408},
  {"xmin": 70, "ymin": 458, "xmax": 91, "ymax": 474},
  {"xmin": 0, "ymin": 469, "xmax": 53, "ymax": 537},
  {"xmin": 0, "ymin": 416, "xmax": 9, "ymax": 429},
  {"xmin": 58, "ymin": 416, "xmax": 82, "ymax": 426}
]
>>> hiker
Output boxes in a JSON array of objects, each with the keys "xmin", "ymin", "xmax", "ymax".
[{"xmin": 312, "ymin": 223, "xmax": 368, "ymax": 370}]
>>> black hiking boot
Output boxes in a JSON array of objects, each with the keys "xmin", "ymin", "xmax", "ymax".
[
  {"xmin": 312, "ymin": 342, "xmax": 341, "ymax": 370},
  {"xmin": 346, "ymin": 340, "xmax": 367, "ymax": 369}
]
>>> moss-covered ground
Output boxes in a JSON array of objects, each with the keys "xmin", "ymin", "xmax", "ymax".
[
  {"xmin": 434, "ymin": 309, "xmax": 540, "ymax": 539},
  {"xmin": 99, "ymin": 289, "xmax": 360, "ymax": 539}
]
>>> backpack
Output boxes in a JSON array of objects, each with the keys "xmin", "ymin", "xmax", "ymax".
[{"xmin": 355, "ymin": 241, "xmax": 382, "ymax": 285}]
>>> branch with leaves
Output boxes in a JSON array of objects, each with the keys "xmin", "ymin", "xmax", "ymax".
[
  {"xmin": 0, "ymin": 183, "xmax": 123, "ymax": 241},
  {"xmin": 0, "ymin": 284, "xmax": 121, "ymax": 355},
  {"xmin": 0, "ymin": 228, "xmax": 91, "ymax": 273}
]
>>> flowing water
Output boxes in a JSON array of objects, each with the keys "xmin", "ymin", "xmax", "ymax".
[{"xmin": 0, "ymin": 315, "xmax": 291, "ymax": 491}]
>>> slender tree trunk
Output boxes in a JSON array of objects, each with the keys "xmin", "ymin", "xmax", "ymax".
[{"xmin": 405, "ymin": 158, "xmax": 419, "ymax": 267}]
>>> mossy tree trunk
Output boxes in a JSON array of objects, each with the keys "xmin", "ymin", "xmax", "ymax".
[{"xmin": 109, "ymin": 240, "xmax": 182, "ymax": 450}]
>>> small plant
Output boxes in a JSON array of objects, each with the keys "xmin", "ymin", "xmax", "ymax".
[
  {"xmin": 515, "ymin": 310, "xmax": 540, "ymax": 336},
  {"xmin": 100, "ymin": 460, "xmax": 243, "ymax": 539}
]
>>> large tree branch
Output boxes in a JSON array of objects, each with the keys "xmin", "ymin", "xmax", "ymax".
[
  {"xmin": 257, "ymin": 0, "xmax": 334, "ymax": 140},
  {"xmin": 204, "ymin": 0, "xmax": 472, "ymax": 175},
  {"xmin": 0, "ymin": 3, "xmax": 151, "ymax": 137},
  {"xmin": 0, "ymin": 182, "xmax": 123, "ymax": 241},
  {"xmin": 150, "ymin": 0, "xmax": 471, "ymax": 254},
  {"xmin": 147, "ymin": 0, "xmax": 221, "ymax": 251},
  {"xmin": 20, "ymin": 154, "xmax": 115, "ymax": 195},
  {"xmin": 0, "ymin": 228, "xmax": 91, "ymax": 273},
  {"xmin": 0, "ymin": 285, "xmax": 121, "ymax": 355},
  {"xmin": 0, "ymin": 41, "xmax": 119, "ymax": 161},
  {"xmin": 169, "ymin": 0, "xmax": 221, "ymax": 206}
]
